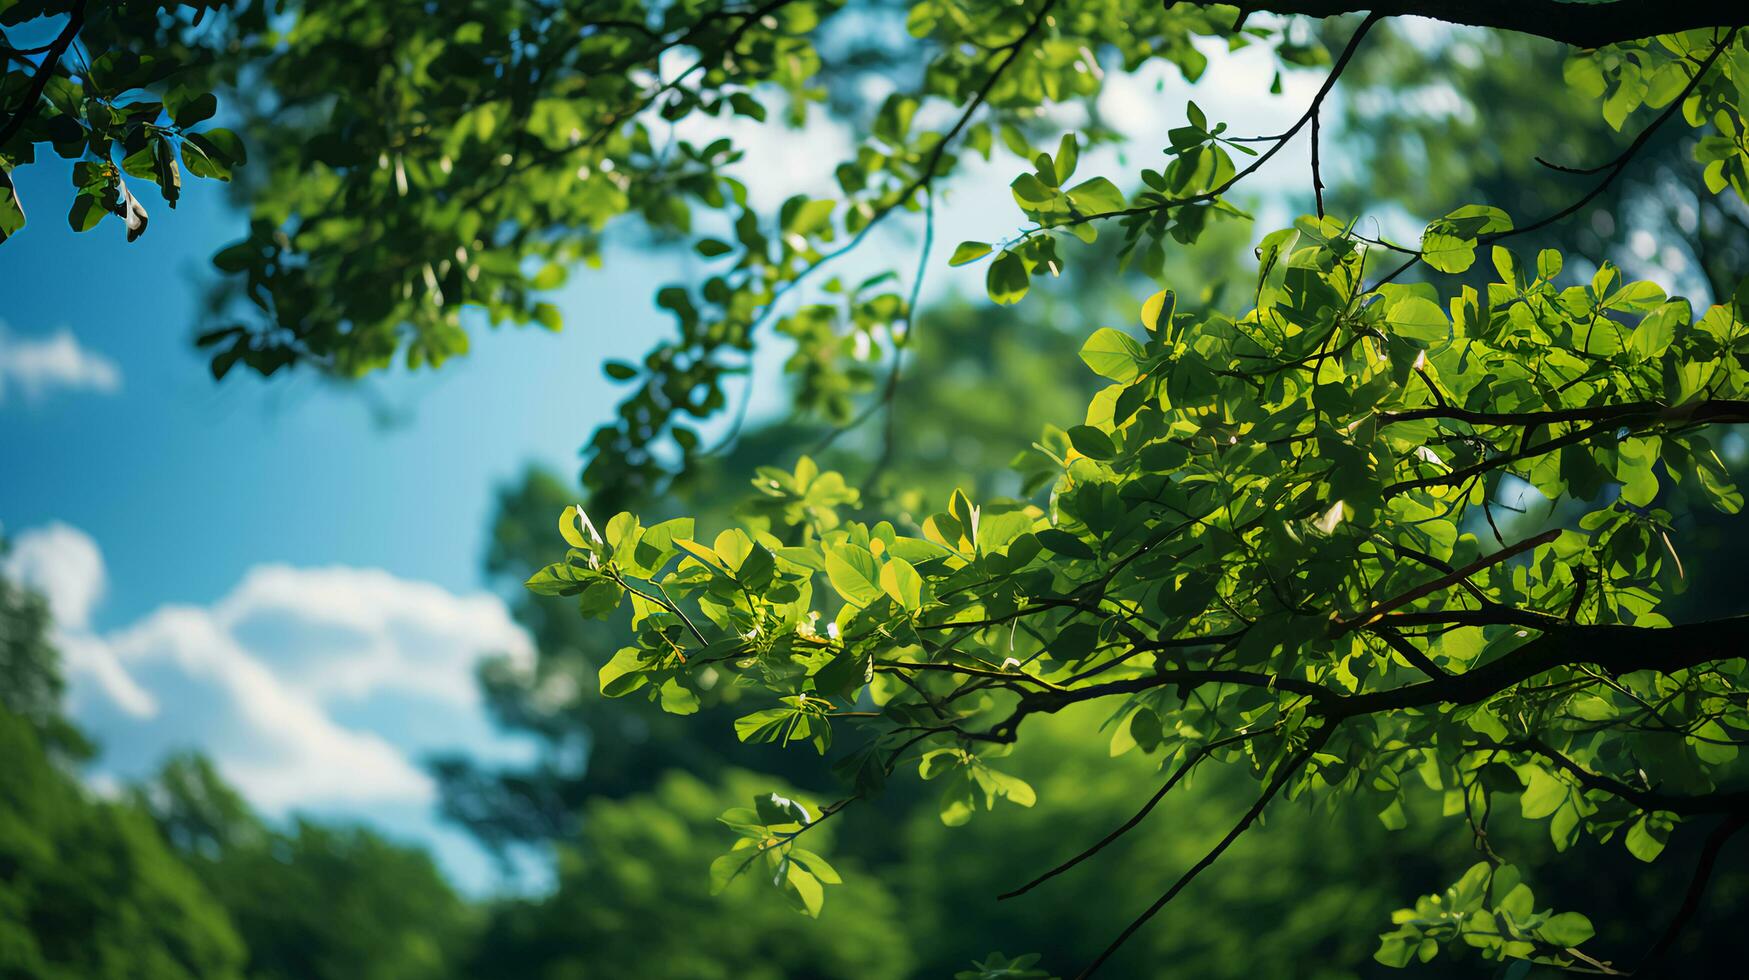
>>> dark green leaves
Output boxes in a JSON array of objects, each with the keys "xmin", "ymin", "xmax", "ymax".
[
  {"xmin": 1036, "ymin": 528, "xmax": 1095, "ymax": 559},
  {"xmin": 1067, "ymin": 424, "xmax": 1116, "ymax": 460},
  {"xmin": 182, "ymin": 129, "xmax": 245, "ymax": 181},
  {"xmin": 166, "ymin": 90, "xmax": 217, "ymax": 129},
  {"xmin": 0, "ymin": 169, "xmax": 21, "ymax": 243}
]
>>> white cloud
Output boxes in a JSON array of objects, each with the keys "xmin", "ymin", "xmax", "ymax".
[
  {"xmin": 0, "ymin": 325, "xmax": 121, "ymax": 404},
  {"xmin": 5, "ymin": 523, "xmax": 156, "ymax": 717},
  {"xmin": 6, "ymin": 522, "xmax": 534, "ymax": 812},
  {"xmin": 6, "ymin": 521, "xmax": 105, "ymax": 629}
]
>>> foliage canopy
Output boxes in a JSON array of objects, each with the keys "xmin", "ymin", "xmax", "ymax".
[{"xmin": 10, "ymin": 0, "xmax": 1749, "ymax": 975}]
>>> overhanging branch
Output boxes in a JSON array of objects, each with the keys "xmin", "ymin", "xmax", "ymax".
[{"xmin": 1173, "ymin": 0, "xmax": 1749, "ymax": 47}]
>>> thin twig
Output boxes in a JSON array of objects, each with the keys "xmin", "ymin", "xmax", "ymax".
[
  {"xmin": 1074, "ymin": 727, "xmax": 1332, "ymax": 978},
  {"xmin": 1637, "ymin": 810, "xmax": 1749, "ymax": 971},
  {"xmin": 999, "ymin": 729, "xmax": 1275, "ymax": 900}
]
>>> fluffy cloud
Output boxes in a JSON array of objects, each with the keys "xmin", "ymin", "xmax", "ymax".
[
  {"xmin": 0, "ymin": 325, "xmax": 121, "ymax": 403},
  {"xmin": 5, "ymin": 523, "xmax": 533, "ymax": 812},
  {"xmin": 4, "ymin": 522, "xmax": 154, "ymax": 717},
  {"xmin": 5, "ymin": 521, "xmax": 106, "ymax": 629}
]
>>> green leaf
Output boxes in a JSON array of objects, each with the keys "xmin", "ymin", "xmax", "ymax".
[
  {"xmin": 188, "ymin": 128, "xmax": 246, "ymax": 166},
  {"xmin": 1421, "ymin": 205, "xmax": 1512, "ymax": 274},
  {"xmin": 598, "ymin": 647, "xmax": 649, "ymax": 697},
  {"xmin": 986, "ymin": 251, "xmax": 1029, "ymax": 305},
  {"xmin": 524, "ymin": 562, "xmax": 582, "ymax": 596},
  {"xmin": 782, "ymin": 858, "xmax": 826, "ymax": 917},
  {"xmin": 67, "ymin": 191, "xmax": 108, "ymax": 232},
  {"xmin": 734, "ymin": 708, "xmax": 794, "ymax": 744},
  {"xmin": 824, "ymin": 543, "xmax": 883, "ymax": 607},
  {"xmin": 0, "ymin": 169, "xmax": 24, "ymax": 243},
  {"xmin": 1036, "ymin": 528, "xmax": 1095, "ymax": 559},
  {"xmin": 1386, "ymin": 295, "xmax": 1449, "ymax": 343},
  {"xmin": 755, "ymin": 792, "xmax": 811, "ymax": 825},
  {"xmin": 1519, "ymin": 767, "xmax": 1567, "ymax": 820},
  {"xmin": 1624, "ymin": 812, "xmax": 1672, "ymax": 862},
  {"xmin": 1079, "ymin": 328, "xmax": 1146, "ymax": 383},
  {"xmin": 658, "ymin": 678, "xmax": 700, "ymax": 714},
  {"xmin": 1054, "ymin": 132, "xmax": 1079, "ymax": 184},
  {"xmin": 709, "ymin": 851, "xmax": 749, "ymax": 895},
  {"xmin": 1140, "ymin": 289, "xmax": 1176, "ymax": 336},
  {"xmin": 1010, "ymin": 172, "xmax": 1057, "ymax": 209},
  {"xmin": 1536, "ymin": 911, "xmax": 1595, "ymax": 947},
  {"xmin": 878, "ymin": 556, "xmax": 922, "ymax": 611},
  {"xmin": 1066, "ymin": 176, "xmax": 1126, "ymax": 215},
  {"xmin": 181, "ymin": 133, "xmax": 233, "ymax": 180},
  {"xmin": 167, "ymin": 90, "xmax": 217, "ymax": 128},
  {"xmin": 949, "ymin": 241, "xmax": 993, "ymax": 266},
  {"xmin": 1068, "ymin": 424, "xmax": 1116, "ymax": 460}
]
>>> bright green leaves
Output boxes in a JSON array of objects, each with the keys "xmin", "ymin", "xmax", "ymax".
[
  {"xmin": 735, "ymin": 696, "xmax": 833, "ymax": 754},
  {"xmin": 821, "ymin": 537, "xmax": 930, "ymax": 613},
  {"xmin": 1375, "ymin": 863, "xmax": 1596, "ymax": 969},
  {"xmin": 950, "ymin": 241, "xmax": 994, "ymax": 266},
  {"xmin": 824, "ymin": 543, "xmax": 883, "ymax": 608},
  {"xmin": 1008, "ymin": 132, "xmax": 1083, "ymax": 220},
  {"xmin": 986, "ymin": 250, "xmax": 1031, "ymax": 305},
  {"xmin": 1066, "ymin": 176, "xmax": 1127, "ymax": 215},
  {"xmin": 1419, "ymin": 205, "xmax": 1511, "ymax": 273},
  {"xmin": 1079, "ymin": 327, "xmax": 1147, "ymax": 383},
  {"xmin": 713, "ymin": 794, "xmax": 839, "ymax": 917},
  {"xmin": 1517, "ymin": 765, "xmax": 1593, "ymax": 851},
  {"xmin": 599, "ymin": 647, "xmax": 648, "ymax": 697},
  {"xmin": 748, "ymin": 455, "xmax": 860, "ymax": 531},
  {"xmin": 1376, "ymin": 283, "xmax": 1450, "ymax": 343},
  {"xmin": 918, "ymin": 748, "xmax": 1036, "ymax": 826},
  {"xmin": 558, "ymin": 504, "xmax": 601, "ymax": 550},
  {"xmin": 879, "ymin": 557, "xmax": 923, "ymax": 612},
  {"xmin": 781, "ymin": 197, "xmax": 836, "ymax": 239}
]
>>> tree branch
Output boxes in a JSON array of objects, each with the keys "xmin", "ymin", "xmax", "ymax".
[
  {"xmin": 1380, "ymin": 399, "xmax": 1749, "ymax": 430},
  {"xmin": 1335, "ymin": 528, "xmax": 1560, "ymax": 633},
  {"xmin": 0, "ymin": 0, "xmax": 86, "ymax": 152},
  {"xmin": 1169, "ymin": 0, "xmax": 1748, "ymax": 48},
  {"xmin": 1329, "ymin": 615, "xmax": 1749, "ymax": 717}
]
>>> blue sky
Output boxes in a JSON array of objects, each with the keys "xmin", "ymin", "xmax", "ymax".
[
  {"xmin": 0, "ymin": 157, "xmax": 686, "ymax": 889},
  {"xmin": 0, "ymin": 37, "xmax": 1319, "ymax": 894}
]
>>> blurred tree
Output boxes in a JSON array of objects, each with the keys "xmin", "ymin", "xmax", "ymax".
[
  {"xmin": 1329, "ymin": 22, "xmax": 1749, "ymax": 303},
  {"xmin": 0, "ymin": 553, "xmax": 89, "ymax": 760},
  {"xmin": 0, "ymin": 567, "xmax": 246, "ymax": 980},
  {"xmin": 466, "ymin": 769, "xmax": 911, "ymax": 980},
  {"xmin": 135, "ymin": 753, "xmax": 475, "ymax": 980}
]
